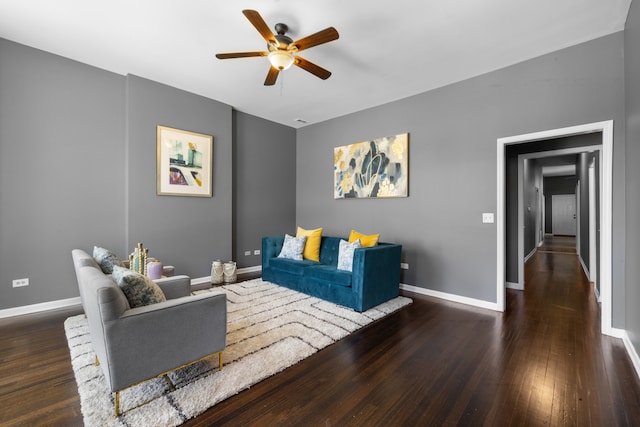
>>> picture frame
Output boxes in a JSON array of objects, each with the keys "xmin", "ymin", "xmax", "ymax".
[
  {"xmin": 334, "ymin": 132, "xmax": 409, "ymax": 199},
  {"xmin": 157, "ymin": 126, "xmax": 213, "ymax": 197}
]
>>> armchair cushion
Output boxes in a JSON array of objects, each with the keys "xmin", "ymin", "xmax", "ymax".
[{"xmin": 112, "ymin": 265, "xmax": 166, "ymax": 308}]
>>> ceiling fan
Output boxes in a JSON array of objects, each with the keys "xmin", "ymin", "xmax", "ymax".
[{"xmin": 215, "ymin": 9, "xmax": 339, "ymax": 86}]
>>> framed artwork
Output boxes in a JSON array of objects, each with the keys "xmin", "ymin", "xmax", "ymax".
[
  {"xmin": 157, "ymin": 126, "xmax": 213, "ymax": 197},
  {"xmin": 334, "ymin": 132, "xmax": 409, "ymax": 199}
]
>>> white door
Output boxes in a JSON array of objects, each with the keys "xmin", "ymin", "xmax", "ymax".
[{"xmin": 552, "ymin": 194, "xmax": 577, "ymax": 236}]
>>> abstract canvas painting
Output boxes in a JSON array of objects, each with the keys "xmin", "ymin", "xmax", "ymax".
[
  {"xmin": 334, "ymin": 133, "xmax": 409, "ymax": 199},
  {"xmin": 157, "ymin": 126, "xmax": 213, "ymax": 197}
]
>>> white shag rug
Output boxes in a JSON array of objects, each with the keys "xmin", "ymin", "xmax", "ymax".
[{"xmin": 65, "ymin": 279, "xmax": 412, "ymax": 426}]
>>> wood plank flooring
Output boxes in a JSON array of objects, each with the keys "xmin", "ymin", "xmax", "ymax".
[{"xmin": 1, "ymin": 237, "xmax": 640, "ymax": 426}]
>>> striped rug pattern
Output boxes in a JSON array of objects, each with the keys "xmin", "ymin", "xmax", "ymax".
[{"xmin": 65, "ymin": 278, "xmax": 412, "ymax": 426}]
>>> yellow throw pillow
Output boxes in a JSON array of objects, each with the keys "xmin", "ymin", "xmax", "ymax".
[
  {"xmin": 349, "ymin": 229, "xmax": 380, "ymax": 247},
  {"xmin": 296, "ymin": 227, "xmax": 323, "ymax": 262}
]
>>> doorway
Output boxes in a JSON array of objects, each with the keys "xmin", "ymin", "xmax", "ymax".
[{"xmin": 497, "ymin": 120, "xmax": 613, "ymax": 336}]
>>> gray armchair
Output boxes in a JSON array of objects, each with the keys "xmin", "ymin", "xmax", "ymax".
[{"xmin": 72, "ymin": 249, "xmax": 227, "ymax": 416}]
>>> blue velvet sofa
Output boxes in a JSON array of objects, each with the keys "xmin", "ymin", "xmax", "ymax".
[{"xmin": 262, "ymin": 235, "xmax": 402, "ymax": 312}]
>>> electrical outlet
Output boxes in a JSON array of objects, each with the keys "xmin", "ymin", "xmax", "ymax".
[
  {"xmin": 400, "ymin": 263, "xmax": 409, "ymax": 270},
  {"xmin": 482, "ymin": 213, "xmax": 495, "ymax": 224},
  {"xmin": 254, "ymin": 249, "xmax": 261, "ymax": 255},
  {"xmin": 13, "ymin": 278, "xmax": 29, "ymax": 288},
  {"xmin": 244, "ymin": 251, "xmax": 251, "ymax": 256}
]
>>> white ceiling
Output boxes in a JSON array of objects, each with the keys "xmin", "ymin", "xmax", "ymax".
[{"xmin": 0, "ymin": 0, "xmax": 632, "ymax": 128}]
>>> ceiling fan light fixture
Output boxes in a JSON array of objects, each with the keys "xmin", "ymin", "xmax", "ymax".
[{"xmin": 268, "ymin": 50, "xmax": 294, "ymax": 70}]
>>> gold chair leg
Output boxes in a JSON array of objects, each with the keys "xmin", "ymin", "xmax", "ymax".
[
  {"xmin": 115, "ymin": 391, "xmax": 120, "ymax": 417},
  {"xmin": 95, "ymin": 355, "xmax": 100, "ymax": 366}
]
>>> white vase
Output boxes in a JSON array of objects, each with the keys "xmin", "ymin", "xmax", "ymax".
[
  {"xmin": 211, "ymin": 260, "xmax": 224, "ymax": 285},
  {"xmin": 223, "ymin": 261, "xmax": 237, "ymax": 283}
]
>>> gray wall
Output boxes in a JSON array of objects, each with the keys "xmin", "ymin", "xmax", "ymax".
[
  {"xmin": 0, "ymin": 38, "xmax": 296, "ymax": 311},
  {"xmin": 125, "ymin": 75, "xmax": 233, "ymax": 278},
  {"xmin": 0, "ymin": 39, "xmax": 126, "ymax": 309},
  {"xmin": 625, "ymin": 0, "xmax": 640, "ymax": 357},
  {"xmin": 296, "ymin": 33, "xmax": 627, "ymax": 315},
  {"xmin": 233, "ymin": 111, "xmax": 296, "ymax": 267}
]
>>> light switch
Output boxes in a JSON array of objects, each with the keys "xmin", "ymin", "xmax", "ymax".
[{"xmin": 482, "ymin": 213, "xmax": 494, "ymax": 224}]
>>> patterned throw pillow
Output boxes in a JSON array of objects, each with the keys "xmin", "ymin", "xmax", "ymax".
[
  {"xmin": 337, "ymin": 239, "xmax": 361, "ymax": 272},
  {"xmin": 277, "ymin": 234, "xmax": 307, "ymax": 260},
  {"xmin": 112, "ymin": 265, "xmax": 167, "ymax": 308},
  {"xmin": 93, "ymin": 246, "xmax": 125, "ymax": 274}
]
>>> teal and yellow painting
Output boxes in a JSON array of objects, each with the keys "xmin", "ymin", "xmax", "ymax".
[{"xmin": 334, "ymin": 133, "xmax": 409, "ymax": 199}]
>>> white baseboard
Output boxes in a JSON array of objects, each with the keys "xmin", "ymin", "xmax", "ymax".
[
  {"xmin": 621, "ymin": 330, "xmax": 640, "ymax": 381},
  {"xmin": 400, "ymin": 283, "xmax": 501, "ymax": 311},
  {"xmin": 579, "ymin": 255, "xmax": 591, "ymax": 281},
  {"xmin": 524, "ymin": 247, "xmax": 537, "ymax": 263},
  {"xmin": 506, "ymin": 281, "xmax": 524, "ymax": 290},
  {"xmin": 0, "ymin": 297, "xmax": 82, "ymax": 319}
]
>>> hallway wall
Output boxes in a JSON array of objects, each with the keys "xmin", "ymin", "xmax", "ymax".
[{"xmin": 624, "ymin": 0, "xmax": 640, "ymax": 355}]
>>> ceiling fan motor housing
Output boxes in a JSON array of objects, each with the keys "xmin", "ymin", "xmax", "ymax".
[{"xmin": 271, "ymin": 24, "xmax": 293, "ymax": 50}]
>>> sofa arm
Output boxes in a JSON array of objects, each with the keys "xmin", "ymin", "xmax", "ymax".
[
  {"xmin": 262, "ymin": 236, "xmax": 285, "ymax": 269},
  {"xmin": 352, "ymin": 243, "xmax": 402, "ymax": 311},
  {"xmin": 155, "ymin": 275, "xmax": 191, "ymax": 299},
  {"xmin": 102, "ymin": 292, "xmax": 227, "ymax": 391}
]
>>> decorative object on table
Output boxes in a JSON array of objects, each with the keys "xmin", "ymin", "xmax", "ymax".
[
  {"xmin": 64, "ymin": 279, "xmax": 411, "ymax": 426},
  {"xmin": 146, "ymin": 260, "xmax": 163, "ymax": 280},
  {"xmin": 334, "ymin": 132, "xmax": 409, "ymax": 199},
  {"xmin": 157, "ymin": 125, "xmax": 213, "ymax": 197},
  {"xmin": 210, "ymin": 260, "xmax": 224, "ymax": 285},
  {"xmin": 129, "ymin": 243, "xmax": 149, "ymax": 276},
  {"xmin": 223, "ymin": 261, "xmax": 237, "ymax": 283}
]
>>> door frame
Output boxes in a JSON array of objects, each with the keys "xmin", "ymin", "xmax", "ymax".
[
  {"xmin": 515, "ymin": 147, "xmax": 600, "ymax": 291},
  {"xmin": 497, "ymin": 120, "xmax": 613, "ymax": 336}
]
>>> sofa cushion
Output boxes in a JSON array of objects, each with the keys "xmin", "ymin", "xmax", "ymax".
[
  {"xmin": 305, "ymin": 265, "xmax": 352, "ymax": 287},
  {"xmin": 337, "ymin": 239, "xmax": 361, "ymax": 272},
  {"xmin": 93, "ymin": 246, "xmax": 125, "ymax": 274},
  {"xmin": 296, "ymin": 226, "xmax": 323, "ymax": 262},
  {"xmin": 112, "ymin": 265, "xmax": 166, "ymax": 308},
  {"xmin": 269, "ymin": 258, "xmax": 316, "ymax": 275},
  {"xmin": 278, "ymin": 234, "xmax": 307, "ymax": 260},
  {"xmin": 349, "ymin": 229, "xmax": 379, "ymax": 247}
]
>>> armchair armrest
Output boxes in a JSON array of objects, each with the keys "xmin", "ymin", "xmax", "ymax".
[
  {"xmin": 102, "ymin": 292, "xmax": 227, "ymax": 391},
  {"xmin": 155, "ymin": 274, "xmax": 191, "ymax": 299}
]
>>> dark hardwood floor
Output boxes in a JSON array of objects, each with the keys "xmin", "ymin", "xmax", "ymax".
[{"xmin": 2, "ymin": 238, "xmax": 640, "ymax": 426}]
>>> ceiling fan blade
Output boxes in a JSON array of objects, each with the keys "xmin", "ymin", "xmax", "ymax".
[
  {"xmin": 242, "ymin": 9, "xmax": 276, "ymax": 44},
  {"xmin": 294, "ymin": 57, "xmax": 332, "ymax": 80},
  {"xmin": 264, "ymin": 66, "xmax": 280, "ymax": 86},
  {"xmin": 291, "ymin": 27, "xmax": 339, "ymax": 52},
  {"xmin": 215, "ymin": 51, "xmax": 267, "ymax": 59}
]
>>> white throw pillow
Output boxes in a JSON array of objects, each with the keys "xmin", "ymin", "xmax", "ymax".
[
  {"xmin": 278, "ymin": 234, "xmax": 307, "ymax": 260},
  {"xmin": 337, "ymin": 239, "xmax": 361, "ymax": 272}
]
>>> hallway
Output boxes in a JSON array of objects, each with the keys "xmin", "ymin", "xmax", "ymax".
[{"xmin": 500, "ymin": 234, "xmax": 639, "ymax": 425}]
